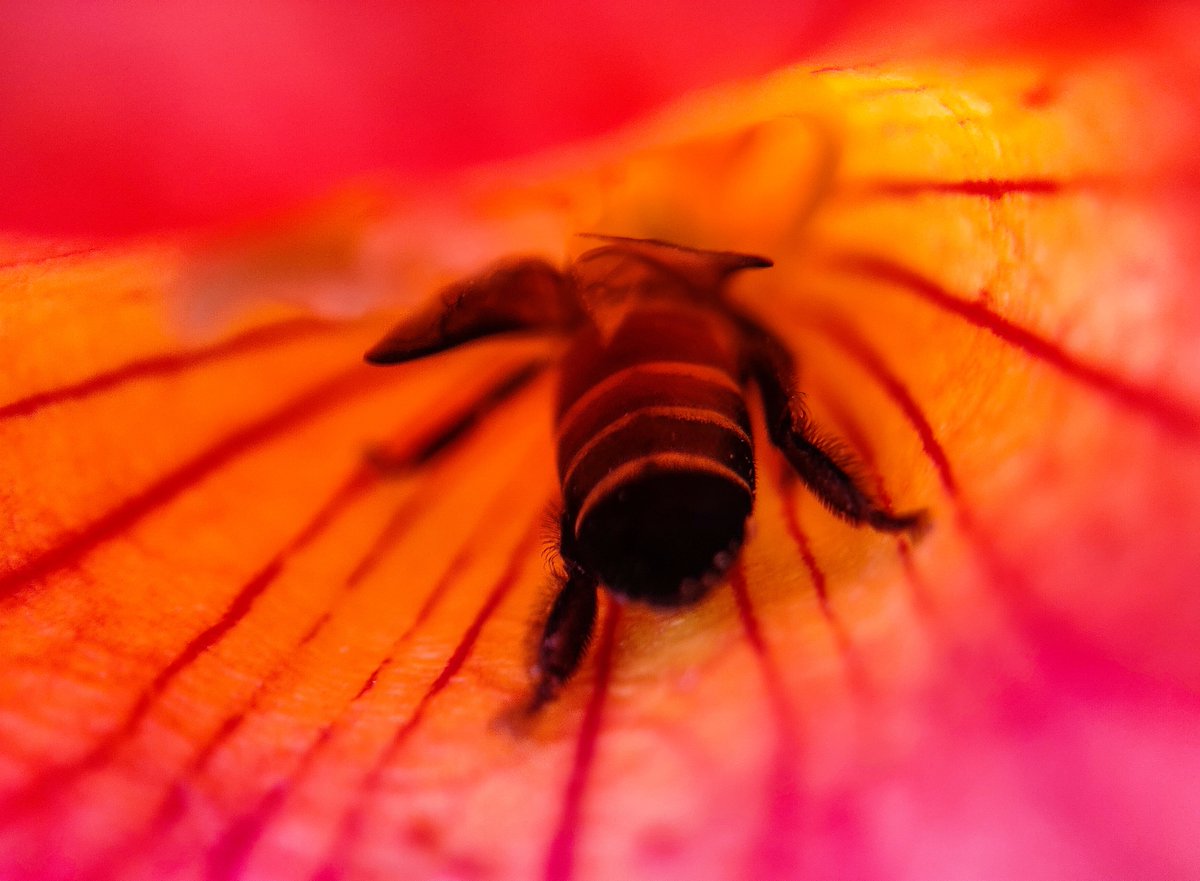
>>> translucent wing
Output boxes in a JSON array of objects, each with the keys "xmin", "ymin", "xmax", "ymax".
[{"xmin": 365, "ymin": 257, "xmax": 582, "ymax": 363}]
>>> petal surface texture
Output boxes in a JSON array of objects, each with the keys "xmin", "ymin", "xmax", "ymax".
[{"xmin": 2, "ymin": 50, "xmax": 1200, "ymax": 881}]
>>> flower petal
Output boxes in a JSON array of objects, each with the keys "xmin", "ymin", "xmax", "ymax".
[{"xmin": 3, "ymin": 40, "xmax": 1200, "ymax": 881}]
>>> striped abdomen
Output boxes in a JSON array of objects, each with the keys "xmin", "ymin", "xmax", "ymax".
[{"xmin": 555, "ymin": 304, "xmax": 754, "ymax": 605}]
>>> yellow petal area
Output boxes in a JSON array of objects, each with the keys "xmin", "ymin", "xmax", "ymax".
[{"xmin": 2, "ymin": 59, "xmax": 1199, "ymax": 881}]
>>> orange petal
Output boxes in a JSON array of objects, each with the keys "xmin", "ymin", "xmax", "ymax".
[{"xmin": 3, "ymin": 50, "xmax": 1200, "ymax": 881}]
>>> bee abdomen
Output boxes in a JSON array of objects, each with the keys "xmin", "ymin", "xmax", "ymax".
[
  {"xmin": 562, "ymin": 406, "xmax": 754, "ymax": 532},
  {"xmin": 554, "ymin": 309, "xmax": 754, "ymax": 605}
]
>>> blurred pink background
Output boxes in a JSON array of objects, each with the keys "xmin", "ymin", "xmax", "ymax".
[{"xmin": 0, "ymin": 0, "xmax": 1161, "ymax": 234}]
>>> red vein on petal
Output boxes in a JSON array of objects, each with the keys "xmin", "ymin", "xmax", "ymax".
[
  {"xmin": 349, "ymin": 364, "xmax": 547, "ymax": 586},
  {"xmin": 377, "ymin": 525, "xmax": 541, "ymax": 748},
  {"xmin": 12, "ymin": 355, "xmax": 530, "ymax": 643},
  {"xmin": 192, "ymin": 489, "xmax": 428, "ymax": 772},
  {"xmin": 344, "ymin": 491, "xmax": 437, "ymax": 591},
  {"xmin": 803, "ymin": 314, "xmax": 1200, "ymax": 863},
  {"xmin": 815, "ymin": 316, "xmax": 1200, "ymax": 710},
  {"xmin": 0, "ymin": 246, "xmax": 102, "ymax": 271},
  {"xmin": 207, "ymin": 783, "xmax": 292, "ymax": 881},
  {"xmin": 370, "ymin": 360, "xmax": 549, "ymax": 470},
  {"xmin": 0, "ymin": 315, "xmax": 354, "ymax": 421},
  {"xmin": 2, "ymin": 364, "xmax": 525, "ymax": 824},
  {"xmin": 88, "ymin": 378, "xmax": 547, "ymax": 880},
  {"xmin": 543, "ymin": 599, "xmax": 621, "ymax": 881},
  {"xmin": 814, "ymin": 315, "xmax": 960, "ymax": 497},
  {"xmin": 1, "ymin": 463, "xmax": 379, "ymax": 822},
  {"xmin": 841, "ymin": 178, "xmax": 1094, "ymax": 199},
  {"xmin": 730, "ymin": 564, "xmax": 801, "ymax": 741},
  {"xmin": 827, "ymin": 252, "xmax": 1200, "ymax": 441},
  {"xmin": 0, "ymin": 365, "xmax": 392, "ymax": 605},
  {"xmin": 322, "ymin": 522, "xmax": 542, "ymax": 870},
  {"xmin": 810, "ymin": 318, "xmax": 1020, "ymax": 605},
  {"xmin": 204, "ymin": 535, "xmax": 481, "ymax": 881},
  {"xmin": 212, "ymin": 520, "xmax": 543, "ymax": 881},
  {"xmin": 773, "ymin": 468, "xmax": 870, "ymax": 697},
  {"xmin": 814, "ymin": 389, "xmax": 935, "ymax": 620},
  {"xmin": 806, "ymin": 321, "xmax": 1200, "ymax": 870},
  {"xmin": 730, "ymin": 564, "xmax": 804, "ymax": 880}
]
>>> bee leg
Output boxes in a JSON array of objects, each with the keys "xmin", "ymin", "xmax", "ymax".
[
  {"xmin": 529, "ymin": 516, "xmax": 599, "ymax": 712},
  {"xmin": 736, "ymin": 312, "xmax": 929, "ymax": 538},
  {"xmin": 530, "ymin": 568, "xmax": 599, "ymax": 712},
  {"xmin": 365, "ymin": 361, "xmax": 547, "ymax": 474}
]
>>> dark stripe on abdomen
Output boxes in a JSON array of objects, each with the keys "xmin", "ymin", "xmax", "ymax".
[
  {"xmin": 556, "ymin": 362, "xmax": 747, "ymax": 474},
  {"xmin": 563, "ymin": 406, "xmax": 754, "ymax": 532},
  {"xmin": 554, "ymin": 307, "xmax": 755, "ymax": 535}
]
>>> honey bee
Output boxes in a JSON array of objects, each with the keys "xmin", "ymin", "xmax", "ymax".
[{"xmin": 366, "ymin": 236, "xmax": 927, "ymax": 710}]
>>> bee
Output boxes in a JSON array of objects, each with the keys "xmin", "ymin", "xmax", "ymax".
[{"xmin": 366, "ymin": 235, "xmax": 927, "ymax": 710}]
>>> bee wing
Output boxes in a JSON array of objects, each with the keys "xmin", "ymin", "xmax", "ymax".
[
  {"xmin": 577, "ymin": 234, "xmax": 772, "ymax": 274},
  {"xmin": 364, "ymin": 258, "xmax": 581, "ymax": 364}
]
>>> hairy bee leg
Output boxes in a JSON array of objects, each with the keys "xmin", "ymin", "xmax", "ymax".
[
  {"xmin": 735, "ymin": 311, "xmax": 929, "ymax": 538},
  {"xmin": 528, "ymin": 512, "xmax": 600, "ymax": 712},
  {"xmin": 529, "ymin": 567, "xmax": 599, "ymax": 712}
]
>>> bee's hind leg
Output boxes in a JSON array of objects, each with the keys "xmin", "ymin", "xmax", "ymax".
[
  {"xmin": 364, "ymin": 360, "xmax": 547, "ymax": 475},
  {"xmin": 735, "ymin": 310, "xmax": 929, "ymax": 538},
  {"xmin": 528, "ymin": 512, "xmax": 599, "ymax": 712}
]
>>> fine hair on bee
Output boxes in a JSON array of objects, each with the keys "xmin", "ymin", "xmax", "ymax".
[{"xmin": 538, "ymin": 499, "xmax": 567, "ymax": 579}]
